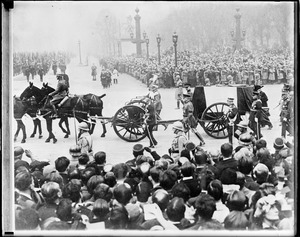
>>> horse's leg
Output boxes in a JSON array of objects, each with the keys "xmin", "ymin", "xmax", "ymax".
[
  {"xmin": 45, "ymin": 118, "xmax": 57, "ymax": 143},
  {"xmin": 101, "ymin": 120, "xmax": 107, "ymax": 137},
  {"xmin": 64, "ymin": 117, "xmax": 71, "ymax": 138},
  {"xmin": 21, "ymin": 120, "xmax": 27, "ymax": 143},
  {"xmin": 90, "ymin": 119, "xmax": 96, "ymax": 135},
  {"xmin": 14, "ymin": 120, "xmax": 21, "ymax": 141},
  {"xmin": 37, "ymin": 118, "xmax": 43, "ymax": 138},
  {"xmin": 58, "ymin": 117, "xmax": 68, "ymax": 135},
  {"xmin": 16, "ymin": 120, "xmax": 26, "ymax": 143},
  {"xmin": 30, "ymin": 119, "xmax": 37, "ymax": 137}
]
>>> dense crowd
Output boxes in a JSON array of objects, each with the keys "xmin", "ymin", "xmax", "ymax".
[
  {"xmin": 13, "ymin": 51, "xmax": 73, "ymax": 81},
  {"xmin": 14, "ymin": 130, "xmax": 294, "ymax": 231},
  {"xmin": 100, "ymin": 47, "xmax": 294, "ymax": 89}
]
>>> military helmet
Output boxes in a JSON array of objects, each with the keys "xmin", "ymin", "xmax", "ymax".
[{"xmin": 172, "ymin": 121, "xmax": 184, "ymax": 131}]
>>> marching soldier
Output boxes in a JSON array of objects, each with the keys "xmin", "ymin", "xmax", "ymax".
[
  {"xmin": 248, "ymin": 91, "xmax": 263, "ymax": 139},
  {"xmin": 254, "ymin": 85, "xmax": 273, "ymax": 129},
  {"xmin": 52, "ymin": 60, "xmax": 57, "ymax": 75},
  {"xmin": 91, "ymin": 64, "xmax": 97, "ymax": 81},
  {"xmin": 280, "ymin": 90, "xmax": 293, "ymax": 138},
  {"xmin": 226, "ymin": 97, "xmax": 240, "ymax": 144},
  {"xmin": 175, "ymin": 75, "xmax": 183, "ymax": 109},
  {"xmin": 182, "ymin": 93, "xmax": 205, "ymax": 146}
]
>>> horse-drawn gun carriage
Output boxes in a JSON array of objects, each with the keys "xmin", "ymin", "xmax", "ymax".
[
  {"xmin": 14, "ymin": 82, "xmax": 253, "ymax": 144},
  {"xmin": 89, "ymin": 85, "xmax": 253, "ymax": 142}
]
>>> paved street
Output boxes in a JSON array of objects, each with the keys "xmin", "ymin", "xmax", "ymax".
[{"xmin": 13, "ymin": 57, "xmax": 290, "ymax": 166}]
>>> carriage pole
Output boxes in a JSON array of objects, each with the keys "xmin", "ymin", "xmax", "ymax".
[{"xmin": 73, "ymin": 109, "xmax": 78, "ymax": 145}]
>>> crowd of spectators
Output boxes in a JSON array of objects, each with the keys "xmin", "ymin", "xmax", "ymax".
[
  {"xmin": 14, "ymin": 132, "xmax": 294, "ymax": 231},
  {"xmin": 13, "ymin": 51, "xmax": 73, "ymax": 81},
  {"xmin": 100, "ymin": 47, "xmax": 294, "ymax": 89}
]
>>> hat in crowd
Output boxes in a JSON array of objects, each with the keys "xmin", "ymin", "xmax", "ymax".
[
  {"xmin": 254, "ymin": 85, "xmax": 263, "ymax": 91},
  {"xmin": 279, "ymin": 148, "xmax": 291, "ymax": 158},
  {"xmin": 172, "ymin": 121, "xmax": 184, "ymax": 131},
  {"xmin": 185, "ymin": 142, "xmax": 196, "ymax": 151},
  {"xmin": 182, "ymin": 93, "xmax": 191, "ymax": 98},
  {"xmin": 78, "ymin": 122, "xmax": 89, "ymax": 131},
  {"xmin": 253, "ymin": 163, "xmax": 269, "ymax": 176},
  {"xmin": 238, "ymin": 133, "xmax": 252, "ymax": 146},
  {"xmin": 184, "ymin": 83, "xmax": 191, "ymax": 87},
  {"xmin": 14, "ymin": 146, "xmax": 24, "ymax": 159},
  {"xmin": 133, "ymin": 144, "xmax": 144, "ymax": 153},
  {"xmin": 273, "ymin": 137, "xmax": 284, "ymax": 150},
  {"xmin": 161, "ymin": 154, "xmax": 174, "ymax": 164},
  {"xmin": 227, "ymin": 97, "xmax": 234, "ymax": 103},
  {"xmin": 237, "ymin": 120, "xmax": 248, "ymax": 129},
  {"xmin": 150, "ymin": 84, "xmax": 158, "ymax": 89},
  {"xmin": 282, "ymin": 84, "xmax": 291, "ymax": 92}
]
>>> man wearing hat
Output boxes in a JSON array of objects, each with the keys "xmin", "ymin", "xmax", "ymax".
[
  {"xmin": 77, "ymin": 122, "xmax": 93, "ymax": 159},
  {"xmin": 182, "ymin": 93, "xmax": 205, "ymax": 146},
  {"xmin": 254, "ymin": 85, "xmax": 268, "ymax": 107},
  {"xmin": 175, "ymin": 76, "xmax": 183, "ymax": 109},
  {"xmin": 280, "ymin": 89, "xmax": 293, "ymax": 137},
  {"xmin": 184, "ymin": 83, "xmax": 193, "ymax": 98},
  {"xmin": 226, "ymin": 97, "xmax": 240, "ymax": 144},
  {"xmin": 125, "ymin": 144, "xmax": 145, "ymax": 168},
  {"xmin": 249, "ymin": 91, "xmax": 263, "ymax": 139},
  {"xmin": 47, "ymin": 74, "xmax": 69, "ymax": 117}
]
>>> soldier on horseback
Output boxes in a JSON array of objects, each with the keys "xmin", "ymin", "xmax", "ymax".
[{"xmin": 48, "ymin": 74, "xmax": 69, "ymax": 117}]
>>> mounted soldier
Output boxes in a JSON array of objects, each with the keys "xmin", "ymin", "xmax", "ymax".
[{"xmin": 48, "ymin": 74, "xmax": 69, "ymax": 117}]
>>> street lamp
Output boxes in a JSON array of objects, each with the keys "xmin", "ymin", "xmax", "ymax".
[
  {"xmin": 78, "ymin": 40, "xmax": 82, "ymax": 65},
  {"xmin": 172, "ymin": 32, "xmax": 178, "ymax": 68},
  {"xmin": 130, "ymin": 31, "xmax": 134, "ymax": 39},
  {"xmin": 156, "ymin": 34, "xmax": 161, "ymax": 65}
]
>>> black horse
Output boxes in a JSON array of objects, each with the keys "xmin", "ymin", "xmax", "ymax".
[
  {"xmin": 40, "ymin": 83, "xmax": 71, "ymax": 140},
  {"xmin": 13, "ymin": 82, "xmax": 46, "ymax": 143},
  {"xmin": 40, "ymin": 92, "xmax": 106, "ymax": 143},
  {"xmin": 13, "ymin": 82, "xmax": 72, "ymax": 143}
]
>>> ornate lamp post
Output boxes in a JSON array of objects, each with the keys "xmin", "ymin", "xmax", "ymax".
[
  {"xmin": 156, "ymin": 34, "xmax": 161, "ymax": 65},
  {"xmin": 78, "ymin": 40, "xmax": 82, "ymax": 64},
  {"xmin": 172, "ymin": 32, "xmax": 178, "ymax": 67},
  {"xmin": 121, "ymin": 8, "xmax": 147, "ymax": 57},
  {"xmin": 143, "ymin": 31, "xmax": 149, "ymax": 60},
  {"xmin": 230, "ymin": 8, "xmax": 246, "ymax": 51}
]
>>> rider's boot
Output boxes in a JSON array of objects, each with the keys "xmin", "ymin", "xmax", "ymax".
[{"xmin": 52, "ymin": 105, "xmax": 58, "ymax": 118}]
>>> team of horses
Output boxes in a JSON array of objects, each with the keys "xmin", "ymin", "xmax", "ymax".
[{"xmin": 14, "ymin": 82, "xmax": 107, "ymax": 143}]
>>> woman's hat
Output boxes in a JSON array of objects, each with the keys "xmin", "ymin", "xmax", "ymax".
[
  {"xmin": 237, "ymin": 120, "xmax": 248, "ymax": 129},
  {"xmin": 78, "ymin": 122, "xmax": 89, "ymax": 131}
]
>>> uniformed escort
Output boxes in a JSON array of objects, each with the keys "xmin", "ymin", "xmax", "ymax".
[
  {"xmin": 169, "ymin": 121, "xmax": 188, "ymax": 160},
  {"xmin": 182, "ymin": 93, "xmax": 205, "ymax": 146},
  {"xmin": 77, "ymin": 122, "xmax": 93, "ymax": 160},
  {"xmin": 226, "ymin": 97, "xmax": 240, "ymax": 144},
  {"xmin": 48, "ymin": 74, "xmax": 68, "ymax": 116}
]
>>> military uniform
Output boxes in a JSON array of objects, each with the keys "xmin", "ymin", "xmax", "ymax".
[
  {"xmin": 49, "ymin": 77, "xmax": 68, "ymax": 106},
  {"xmin": 249, "ymin": 93, "xmax": 263, "ymax": 139},
  {"xmin": 182, "ymin": 94, "xmax": 205, "ymax": 145},
  {"xmin": 78, "ymin": 122, "xmax": 93, "ymax": 159},
  {"xmin": 226, "ymin": 98, "xmax": 240, "ymax": 144},
  {"xmin": 280, "ymin": 92, "xmax": 293, "ymax": 137}
]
